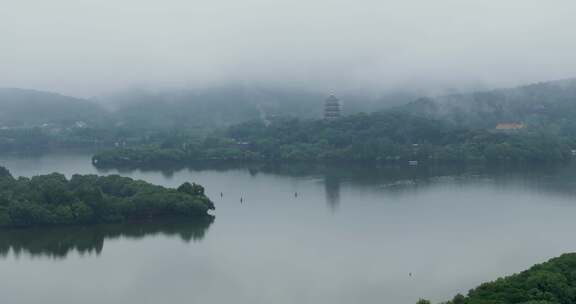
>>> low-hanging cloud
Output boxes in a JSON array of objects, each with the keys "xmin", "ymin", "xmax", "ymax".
[{"xmin": 1, "ymin": 0, "xmax": 576, "ymax": 97}]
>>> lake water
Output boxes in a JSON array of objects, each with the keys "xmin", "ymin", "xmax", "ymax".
[{"xmin": 2, "ymin": 153, "xmax": 576, "ymax": 304}]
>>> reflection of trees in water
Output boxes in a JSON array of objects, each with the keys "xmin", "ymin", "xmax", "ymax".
[
  {"xmin": 324, "ymin": 175, "xmax": 340, "ymax": 212},
  {"xmin": 270, "ymin": 162, "xmax": 576, "ymax": 199},
  {"xmin": 96, "ymin": 160, "xmax": 576, "ymax": 205},
  {"xmin": 0, "ymin": 217, "xmax": 213, "ymax": 259}
]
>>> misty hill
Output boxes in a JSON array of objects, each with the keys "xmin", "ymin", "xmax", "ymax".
[
  {"xmin": 405, "ymin": 78, "xmax": 576, "ymax": 134},
  {"xmin": 0, "ymin": 88, "xmax": 109, "ymax": 127},
  {"xmin": 95, "ymin": 86, "xmax": 417, "ymax": 131},
  {"xmin": 0, "ymin": 85, "xmax": 419, "ymax": 133},
  {"xmin": 99, "ymin": 86, "xmax": 272, "ymax": 131}
]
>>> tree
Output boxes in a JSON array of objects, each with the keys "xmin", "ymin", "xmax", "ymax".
[
  {"xmin": 177, "ymin": 182, "xmax": 195, "ymax": 195},
  {"xmin": 177, "ymin": 182, "xmax": 205, "ymax": 196},
  {"xmin": 0, "ymin": 171, "xmax": 214, "ymax": 227},
  {"xmin": 0, "ymin": 166, "xmax": 12, "ymax": 179},
  {"xmin": 451, "ymin": 294, "xmax": 465, "ymax": 304}
]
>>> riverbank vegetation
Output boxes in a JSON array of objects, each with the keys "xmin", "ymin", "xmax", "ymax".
[
  {"xmin": 0, "ymin": 166, "xmax": 214, "ymax": 227},
  {"xmin": 92, "ymin": 111, "xmax": 573, "ymax": 167},
  {"xmin": 422, "ymin": 253, "xmax": 576, "ymax": 304},
  {"xmin": 4, "ymin": 79, "xmax": 576, "ymax": 165}
]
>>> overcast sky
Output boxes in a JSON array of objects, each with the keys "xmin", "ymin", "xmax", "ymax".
[{"xmin": 1, "ymin": 0, "xmax": 576, "ymax": 97}]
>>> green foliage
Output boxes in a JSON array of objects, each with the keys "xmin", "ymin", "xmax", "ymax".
[
  {"xmin": 413, "ymin": 79, "xmax": 576, "ymax": 133},
  {"xmin": 177, "ymin": 182, "xmax": 205, "ymax": 196},
  {"xmin": 93, "ymin": 111, "xmax": 573, "ymax": 166},
  {"xmin": 452, "ymin": 294, "xmax": 466, "ymax": 304},
  {"xmin": 5, "ymin": 79, "xmax": 576, "ymax": 162},
  {"xmin": 0, "ymin": 166, "xmax": 214, "ymax": 227},
  {"xmin": 0, "ymin": 166, "xmax": 12, "ymax": 178},
  {"xmin": 437, "ymin": 253, "xmax": 576, "ymax": 304}
]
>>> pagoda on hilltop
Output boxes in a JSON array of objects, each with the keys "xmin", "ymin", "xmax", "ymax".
[{"xmin": 324, "ymin": 95, "xmax": 341, "ymax": 121}]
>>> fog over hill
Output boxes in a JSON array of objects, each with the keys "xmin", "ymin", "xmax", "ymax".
[
  {"xmin": 3, "ymin": 77, "xmax": 576, "ymax": 132},
  {"xmin": 2, "ymin": 1, "xmax": 576, "ymax": 97},
  {"xmin": 93, "ymin": 85, "xmax": 424, "ymax": 127},
  {"xmin": 0, "ymin": 84, "xmax": 421, "ymax": 131},
  {"xmin": 405, "ymin": 78, "xmax": 576, "ymax": 132},
  {"xmin": 0, "ymin": 88, "xmax": 109, "ymax": 127}
]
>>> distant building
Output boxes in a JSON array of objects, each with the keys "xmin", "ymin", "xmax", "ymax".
[
  {"xmin": 324, "ymin": 95, "xmax": 341, "ymax": 121},
  {"xmin": 495, "ymin": 123, "xmax": 525, "ymax": 131}
]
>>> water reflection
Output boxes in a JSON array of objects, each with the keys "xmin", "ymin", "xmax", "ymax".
[
  {"xmin": 95, "ymin": 160, "xmax": 576, "ymax": 200},
  {"xmin": 0, "ymin": 218, "xmax": 213, "ymax": 259},
  {"xmin": 324, "ymin": 175, "xmax": 341, "ymax": 211},
  {"xmin": 5, "ymin": 154, "xmax": 576, "ymax": 304}
]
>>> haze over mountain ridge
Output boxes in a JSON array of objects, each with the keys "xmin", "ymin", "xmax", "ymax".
[
  {"xmin": 0, "ymin": 87, "xmax": 108, "ymax": 127},
  {"xmin": 405, "ymin": 77, "xmax": 576, "ymax": 130},
  {"xmin": 2, "ymin": 76, "xmax": 576, "ymax": 130}
]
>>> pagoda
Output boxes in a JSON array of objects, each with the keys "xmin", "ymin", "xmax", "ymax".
[{"xmin": 324, "ymin": 95, "xmax": 341, "ymax": 121}]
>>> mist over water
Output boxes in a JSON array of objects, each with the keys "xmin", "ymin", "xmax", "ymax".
[
  {"xmin": 2, "ymin": 0, "xmax": 576, "ymax": 97},
  {"xmin": 2, "ymin": 153, "xmax": 576, "ymax": 304},
  {"xmin": 2, "ymin": 2, "xmax": 576, "ymax": 303}
]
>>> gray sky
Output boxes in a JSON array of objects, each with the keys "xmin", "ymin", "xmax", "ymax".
[{"xmin": 1, "ymin": 0, "xmax": 576, "ymax": 97}]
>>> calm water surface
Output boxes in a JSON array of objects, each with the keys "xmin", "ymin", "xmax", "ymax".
[{"xmin": 2, "ymin": 153, "xmax": 576, "ymax": 304}]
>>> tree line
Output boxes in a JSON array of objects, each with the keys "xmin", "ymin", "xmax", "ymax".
[
  {"xmin": 418, "ymin": 253, "xmax": 576, "ymax": 304},
  {"xmin": 92, "ymin": 111, "xmax": 573, "ymax": 167},
  {"xmin": 0, "ymin": 166, "xmax": 214, "ymax": 227}
]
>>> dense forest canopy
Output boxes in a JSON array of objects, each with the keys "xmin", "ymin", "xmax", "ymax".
[
  {"xmin": 420, "ymin": 253, "xmax": 576, "ymax": 304},
  {"xmin": 228, "ymin": 112, "xmax": 571, "ymax": 161},
  {"xmin": 88, "ymin": 78, "xmax": 576, "ymax": 165},
  {"xmin": 93, "ymin": 110, "xmax": 572, "ymax": 166},
  {"xmin": 407, "ymin": 78, "xmax": 576, "ymax": 134},
  {"xmin": 0, "ymin": 166, "xmax": 214, "ymax": 227}
]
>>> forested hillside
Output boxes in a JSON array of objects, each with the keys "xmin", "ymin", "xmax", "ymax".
[
  {"xmin": 5, "ymin": 79, "xmax": 576, "ymax": 161},
  {"xmin": 406, "ymin": 78, "xmax": 576, "ymax": 134}
]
